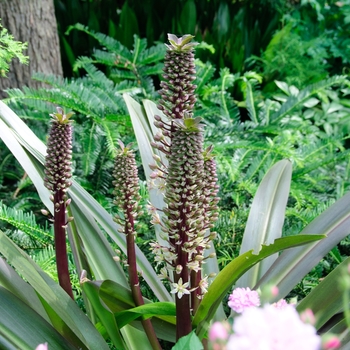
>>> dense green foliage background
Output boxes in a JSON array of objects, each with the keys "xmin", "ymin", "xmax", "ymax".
[
  {"xmin": 54, "ymin": 0, "xmax": 350, "ymax": 85},
  {"xmin": 1, "ymin": 0, "xmax": 350, "ymax": 304}
]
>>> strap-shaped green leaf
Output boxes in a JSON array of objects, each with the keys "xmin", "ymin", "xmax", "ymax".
[
  {"xmin": 297, "ymin": 256, "xmax": 350, "ymax": 330},
  {"xmin": 256, "ymin": 190, "xmax": 350, "ymax": 298},
  {"xmin": 114, "ymin": 302, "xmax": 176, "ymax": 329},
  {"xmin": 193, "ymin": 234, "xmax": 325, "ymax": 338},
  {"xmin": 236, "ymin": 159, "xmax": 292, "ymax": 289},
  {"xmin": 96, "ymin": 280, "xmax": 176, "ymax": 342},
  {"xmin": 0, "ymin": 286, "xmax": 76, "ymax": 350},
  {"xmin": 81, "ymin": 280, "xmax": 127, "ymax": 350},
  {"xmin": 0, "ymin": 230, "xmax": 109, "ymax": 350}
]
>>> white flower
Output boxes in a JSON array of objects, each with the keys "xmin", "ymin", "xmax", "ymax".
[
  {"xmin": 149, "ymin": 241, "xmax": 162, "ymax": 255},
  {"xmin": 158, "ymin": 267, "xmax": 168, "ymax": 279},
  {"xmin": 199, "ymin": 276, "xmax": 209, "ymax": 294},
  {"xmin": 154, "ymin": 254, "xmax": 165, "ymax": 266},
  {"xmin": 187, "ymin": 260, "xmax": 201, "ymax": 272},
  {"xmin": 150, "ymin": 212, "xmax": 161, "ymax": 225},
  {"xmin": 170, "ymin": 277, "xmax": 190, "ymax": 299},
  {"xmin": 163, "ymin": 250, "xmax": 178, "ymax": 263},
  {"xmin": 146, "ymin": 201, "xmax": 157, "ymax": 214}
]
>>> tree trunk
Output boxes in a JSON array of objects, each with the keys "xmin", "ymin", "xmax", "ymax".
[{"xmin": 0, "ymin": 0, "xmax": 62, "ymax": 98}]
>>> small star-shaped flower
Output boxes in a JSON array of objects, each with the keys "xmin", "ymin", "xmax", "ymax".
[
  {"xmin": 170, "ymin": 277, "xmax": 190, "ymax": 299},
  {"xmin": 199, "ymin": 276, "xmax": 209, "ymax": 294}
]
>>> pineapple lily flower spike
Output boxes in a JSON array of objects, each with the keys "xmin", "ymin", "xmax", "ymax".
[
  {"xmin": 114, "ymin": 33, "xmax": 219, "ymax": 343},
  {"xmin": 113, "ymin": 140, "xmax": 161, "ymax": 349},
  {"xmin": 43, "ymin": 107, "xmax": 74, "ymax": 299},
  {"xmin": 151, "ymin": 33, "xmax": 220, "ymax": 340}
]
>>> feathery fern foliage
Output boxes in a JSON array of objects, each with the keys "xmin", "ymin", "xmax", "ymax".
[
  {"xmin": 197, "ymin": 69, "xmax": 350, "ymax": 244},
  {"xmin": 0, "ymin": 21, "xmax": 28, "ymax": 77},
  {"xmin": 0, "ymin": 201, "xmax": 53, "ymax": 250},
  {"xmin": 66, "ymin": 23, "xmax": 166, "ymax": 98}
]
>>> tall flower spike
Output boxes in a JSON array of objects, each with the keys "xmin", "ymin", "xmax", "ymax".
[
  {"xmin": 44, "ymin": 107, "xmax": 74, "ymax": 299},
  {"xmin": 150, "ymin": 34, "xmax": 220, "ymax": 340},
  {"xmin": 112, "ymin": 141, "xmax": 161, "ymax": 350}
]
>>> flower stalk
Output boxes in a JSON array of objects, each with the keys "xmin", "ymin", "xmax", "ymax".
[
  {"xmin": 150, "ymin": 34, "xmax": 220, "ymax": 340},
  {"xmin": 44, "ymin": 107, "xmax": 74, "ymax": 299},
  {"xmin": 113, "ymin": 141, "xmax": 161, "ymax": 350}
]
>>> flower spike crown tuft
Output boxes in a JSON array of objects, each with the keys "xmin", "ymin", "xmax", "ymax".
[{"xmin": 166, "ymin": 34, "xmax": 198, "ymax": 52}]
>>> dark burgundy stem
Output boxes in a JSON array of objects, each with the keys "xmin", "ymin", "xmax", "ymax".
[
  {"xmin": 54, "ymin": 191, "xmax": 74, "ymax": 299},
  {"xmin": 190, "ymin": 269, "xmax": 201, "ymax": 315},
  {"xmin": 125, "ymin": 207, "xmax": 161, "ymax": 350},
  {"xmin": 175, "ymin": 203, "xmax": 192, "ymax": 339},
  {"xmin": 175, "ymin": 273, "xmax": 192, "ymax": 340}
]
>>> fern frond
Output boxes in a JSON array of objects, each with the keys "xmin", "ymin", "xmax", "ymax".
[
  {"xmin": 77, "ymin": 63, "xmax": 113, "ymax": 88},
  {"xmin": 5, "ymin": 86, "xmax": 86, "ymax": 115},
  {"xmin": 141, "ymin": 63, "xmax": 164, "ymax": 77},
  {"xmin": 73, "ymin": 56, "xmax": 98, "ymax": 71},
  {"xmin": 139, "ymin": 74, "xmax": 156, "ymax": 96},
  {"xmin": 137, "ymin": 42, "xmax": 166, "ymax": 65},
  {"xmin": 131, "ymin": 36, "xmax": 148, "ymax": 64},
  {"xmin": 92, "ymin": 49, "xmax": 131, "ymax": 68},
  {"xmin": 218, "ymin": 148, "xmax": 253, "ymax": 185},
  {"xmin": 76, "ymin": 122, "xmax": 103, "ymax": 177},
  {"xmin": 244, "ymin": 79, "xmax": 258, "ymax": 123},
  {"xmin": 195, "ymin": 61, "xmax": 216, "ymax": 93},
  {"xmin": 30, "ymin": 245, "xmax": 57, "ymax": 280},
  {"xmin": 0, "ymin": 201, "xmax": 52, "ymax": 247},
  {"xmin": 100, "ymin": 120, "xmax": 120, "ymax": 157},
  {"xmin": 271, "ymin": 75, "xmax": 347, "ymax": 123},
  {"xmin": 6, "ymin": 96, "xmax": 54, "ymax": 120},
  {"xmin": 6, "ymin": 82, "xmax": 101, "ymax": 117},
  {"xmin": 219, "ymin": 68, "xmax": 236, "ymax": 91},
  {"xmin": 67, "ymin": 81, "xmax": 104, "ymax": 112},
  {"xmin": 5, "ymin": 73, "xmax": 129, "ymax": 120},
  {"xmin": 90, "ymin": 154, "xmax": 114, "ymax": 196},
  {"xmin": 110, "ymin": 69, "xmax": 137, "ymax": 80},
  {"xmin": 258, "ymin": 99, "xmax": 281, "ymax": 125},
  {"xmin": 113, "ymin": 79, "xmax": 143, "ymax": 95},
  {"xmin": 294, "ymin": 148, "xmax": 350, "ymax": 179},
  {"xmin": 31, "ymin": 72, "xmax": 66, "ymax": 87},
  {"xmin": 66, "ymin": 23, "xmax": 132, "ymax": 61},
  {"xmin": 196, "ymin": 64, "xmax": 240, "ymax": 125}
]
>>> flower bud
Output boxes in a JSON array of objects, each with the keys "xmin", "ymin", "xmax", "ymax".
[
  {"xmin": 175, "ymin": 265, "xmax": 183, "ymax": 274},
  {"xmin": 41, "ymin": 209, "xmax": 50, "ymax": 216}
]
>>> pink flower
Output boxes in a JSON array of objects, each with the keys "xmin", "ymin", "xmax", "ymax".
[
  {"xmin": 35, "ymin": 344, "xmax": 48, "ymax": 350},
  {"xmin": 322, "ymin": 334, "xmax": 341, "ymax": 349},
  {"xmin": 271, "ymin": 285, "xmax": 279, "ymax": 297},
  {"xmin": 228, "ymin": 287, "xmax": 260, "ymax": 313},
  {"xmin": 300, "ymin": 308, "xmax": 316, "ymax": 325},
  {"xmin": 209, "ymin": 322, "xmax": 229, "ymax": 342},
  {"xmin": 272, "ymin": 299, "xmax": 289, "ymax": 309},
  {"xmin": 227, "ymin": 304, "xmax": 321, "ymax": 350}
]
